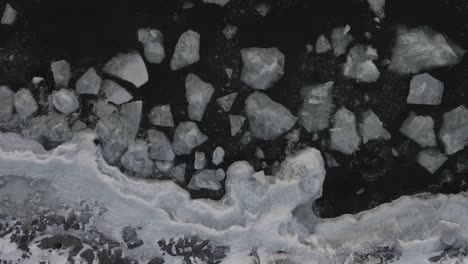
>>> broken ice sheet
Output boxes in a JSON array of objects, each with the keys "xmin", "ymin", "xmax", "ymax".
[
  {"xmin": 170, "ymin": 30, "xmax": 200, "ymax": 70},
  {"xmin": 400, "ymin": 112, "xmax": 437, "ymax": 148},
  {"xmin": 103, "ymin": 52, "xmax": 149, "ymax": 88},
  {"xmin": 439, "ymin": 105, "xmax": 468, "ymax": 155},
  {"xmin": 407, "ymin": 73, "xmax": 444, "ymax": 105},
  {"xmin": 216, "ymin": 92, "xmax": 237, "ymax": 112},
  {"xmin": 329, "ymin": 107, "xmax": 361, "ymax": 155},
  {"xmin": 240, "ymin": 47, "xmax": 285, "ymax": 90},
  {"xmin": 185, "ymin": 73, "xmax": 214, "ymax": 121}
]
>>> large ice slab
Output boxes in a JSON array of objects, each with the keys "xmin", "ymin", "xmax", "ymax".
[
  {"xmin": 331, "ymin": 25, "xmax": 354, "ymax": 57},
  {"xmin": 14, "ymin": 89, "xmax": 38, "ymax": 119},
  {"xmin": 147, "ymin": 129, "xmax": 175, "ymax": 161},
  {"xmin": 76, "ymin": 68, "xmax": 102, "ymax": 95},
  {"xmin": 358, "ymin": 110, "xmax": 390, "ymax": 143},
  {"xmin": 240, "ymin": 47, "xmax": 285, "ymax": 90},
  {"xmin": 439, "ymin": 105, "xmax": 468, "ymax": 155},
  {"xmin": 138, "ymin": 28, "xmax": 165, "ymax": 64},
  {"xmin": 120, "ymin": 140, "xmax": 154, "ymax": 178},
  {"xmin": 103, "ymin": 52, "xmax": 149, "ymax": 88},
  {"xmin": 416, "ymin": 148, "xmax": 447, "ymax": 174},
  {"xmin": 400, "ymin": 112, "xmax": 437, "ymax": 147},
  {"xmin": 172, "ymin": 121, "xmax": 208, "ymax": 155},
  {"xmin": 149, "ymin": 105, "xmax": 174, "ymax": 127},
  {"xmin": 101, "ymin": 80, "xmax": 133, "ymax": 105},
  {"xmin": 407, "ymin": 73, "xmax": 444, "ymax": 105},
  {"xmin": 52, "ymin": 89, "xmax": 79, "ymax": 114},
  {"xmin": 170, "ymin": 30, "xmax": 200, "ymax": 70},
  {"xmin": 389, "ymin": 28, "xmax": 465, "ymax": 74},
  {"xmin": 245, "ymin": 92, "xmax": 297, "ymax": 140},
  {"xmin": 343, "ymin": 44, "xmax": 380, "ymax": 83},
  {"xmin": 51, "ymin": 60, "xmax": 71, "ymax": 88},
  {"xmin": 185, "ymin": 73, "xmax": 214, "ymax": 121},
  {"xmin": 330, "ymin": 107, "xmax": 360, "ymax": 154},
  {"xmin": 0, "ymin": 86, "xmax": 13, "ymax": 121},
  {"xmin": 298, "ymin": 81, "xmax": 334, "ymax": 133}
]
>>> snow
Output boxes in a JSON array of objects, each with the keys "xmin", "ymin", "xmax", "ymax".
[
  {"xmin": 417, "ymin": 148, "xmax": 448, "ymax": 174},
  {"xmin": 202, "ymin": 0, "xmax": 230, "ymax": 6},
  {"xmin": 52, "ymin": 89, "xmax": 80, "ymax": 114},
  {"xmin": 331, "ymin": 25, "xmax": 354, "ymax": 57},
  {"xmin": 138, "ymin": 28, "xmax": 165, "ymax": 64},
  {"xmin": 389, "ymin": 27, "xmax": 465, "ymax": 74},
  {"xmin": 240, "ymin": 47, "xmax": 285, "ymax": 90},
  {"xmin": 298, "ymin": 81, "xmax": 334, "ymax": 133},
  {"xmin": 103, "ymin": 52, "xmax": 149, "ymax": 88},
  {"xmin": 400, "ymin": 112, "xmax": 437, "ymax": 148},
  {"xmin": 315, "ymin": 34, "xmax": 332, "ymax": 54},
  {"xmin": 194, "ymin": 151, "xmax": 206, "ymax": 170},
  {"xmin": 439, "ymin": 105, "xmax": 468, "ymax": 155},
  {"xmin": 14, "ymin": 88, "xmax": 38, "ymax": 119},
  {"xmin": 185, "ymin": 73, "xmax": 215, "ymax": 121},
  {"xmin": 245, "ymin": 92, "xmax": 297, "ymax": 140},
  {"xmin": 343, "ymin": 44, "xmax": 380, "ymax": 83},
  {"xmin": 120, "ymin": 140, "xmax": 154, "ymax": 178},
  {"xmin": 407, "ymin": 73, "xmax": 444, "ymax": 105},
  {"xmin": 229, "ymin": 114, "xmax": 246, "ymax": 136},
  {"xmin": 170, "ymin": 30, "xmax": 200, "ymax": 70},
  {"xmin": 359, "ymin": 110, "xmax": 391, "ymax": 143},
  {"xmin": 172, "ymin": 121, "xmax": 208, "ymax": 155},
  {"xmin": 223, "ymin": 24, "xmax": 238, "ymax": 40},
  {"xmin": 216, "ymin": 92, "xmax": 237, "ymax": 112},
  {"xmin": 51, "ymin": 60, "xmax": 71, "ymax": 88},
  {"xmin": 101, "ymin": 79, "xmax": 133, "ymax": 105},
  {"xmin": 212, "ymin": 146, "xmax": 225, "ymax": 166},
  {"xmin": 0, "ymin": 85, "xmax": 14, "ymax": 121},
  {"xmin": 76, "ymin": 67, "xmax": 102, "ymax": 95},
  {"xmin": 1, "ymin": 3, "xmax": 17, "ymax": 25},
  {"xmin": 149, "ymin": 105, "xmax": 174, "ymax": 127},
  {"xmin": 329, "ymin": 107, "xmax": 361, "ymax": 155}
]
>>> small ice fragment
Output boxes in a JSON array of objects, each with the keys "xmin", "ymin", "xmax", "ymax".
[
  {"xmin": 229, "ymin": 115, "xmax": 245, "ymax": 136},
  {"xmin": 245, "ymin": 92, "xmax": 297, "ymax": 140},
  {"xmin": 298, "ymin": 81, "xmax": 334, "ymax": 132},
  {"xmin": 95, "ymin": 112, "xmax": 132, "ymax": 164},
  {"xmin": 71, "ymin": 120, "xmax": 87, "ymax": 131},
  {"xmin": 170, "ymin": 30, "xmax": 200, "ymax": 70},
  {"xmin": 225, "ymin": 68, "xmax": 233, "ymax": 79},
  {"xmin": 172, "ymin": 121, "xmax": 208, "ymax": 155},
  {"xmin": 212, "ymin": 146, "xmax": 225, "ymax": 165},
  {"xmin": 52, "ymin": 89, "xmax": 79, "ymax": 114},
  {"xmin": 101, "ymin": 80, "xmax": 133, "ymax": 105},
  {"xmin": 194, "ymin": 151, "xmax": 206, "ymax": 170},
  {"xmin": 324, "ymin": 152, "xmax": 340, "ymax": 168},
  {"xmin": 417, "ymin": 148, "xmax": 447, "ymax": 174},
  {"xmin": 182, "ymin": 2, "xmax": 194, "ymax": 9},
  {"xmin": 216, "ymin": 92, "xmax": 237, "ymax": 112},
  {"xmin": 359, "ymin": 110, "xmax": 391, "ymax": 143},
  {"xmin": 1, "ymin": 4, "xmax": 17, "ymax": 25},
  {"xmin": 76, "ymin": 68, "xmax": 101, "ymax": 95},
  {"xmin": 103, "ymin": 52, "xmax": 148, "ymax": 88},
  {"xmin": 306, "ymin": 44, "xmax": 313, "ymax": 53},
  {"xmin": 147, "ymin": 129, "xmax": 175, "ymax": 161},
  {"xmin": 51, "ymin": 60, "xmax": 71, "ymax": 88},
  {"xmin": 222, "ymin": 24, "xmax": 238, "ymax": 40},
  {"xmin": 343, "ymin": 44, "xmax": 380, "ymax": 83},
  {"xmin": 149, "ymin": 105, "xmax": 174, "ymax": 127},
  {"xmin": 188, "ymin": 169, "xmax": 223, "ymax": 191},
  {"xmin": 169, "ymin": 163, "xmax": 186, "ymax": 183},
  {"xmin": 315, "ymin": 35, "xmax": 332, "ymax": 54},
  {"xmin": 255, "ymin": 3, "xmax": 270, "ymax": 17},
  {"xmin": 0, "ymin": 86, "xmax": 14, "ymax": 121},
  {"xmin": 407, "ymin": 73, "xmax": 444, "ymax": 105},
  {"xmin": 93, "ymin": 101, "xmax": 117, "ymax": 118},
  {"xmin": 400, "ymin": 112, "xmax": 437, "ymax": 147},
  {"xmin": 120, "ymin": 141, "xmax": 154, "ymax": 177},
  {"xmin": 202, "ymin": 0, "xmax": 230, "ymax": 6},
  {"xmin": 14, "ymin": 89, "xmax": 38, "ymax": 119},
  {"xmin": 185, "ymin": 73, "xmax": 214, "ymax": 121},
  {"xmin": 32, "ymin": 77, "xmax": 44, "ymax": 85},
  {"xmin": 439, "ymin": 105, "xmax": 468, "ymax": 155},
  {"xmin": 330, "ymin": 107, "xmax": 361, "ymax": 155},
  {"xmin": 137, "ymin": 28, "xmax": 165, "ymax": 64},
  {"xmin": 240, "ymin": 47, "xmax": 285, "ymax": 90},
  {"xmin": 331, "ymin": 25, "xmax": 354, "ymax": 57}
]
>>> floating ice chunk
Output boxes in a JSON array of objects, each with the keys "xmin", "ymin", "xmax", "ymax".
[
  {"xmin": 194, "ymin": 151, "xmax": 206, "ymax": 170},
  {"xmin": 172, "ymin": 121, "xmax": 208, "ymax": 155},
  {"xmin": 229, "ymin": 115, "xmax": 245, "ymax": 136},
  {"xmin": 188, "ymin": 169, "xmax": 225, "ymax": 191},
  {"xmin": 121, "ymin": 100, "xmax": 142, "ymax": 141},
  {"xmin": 182, "ymin": 1, "xmax": 194, "ymax": 9},
  {"xmin": 155, "ymin": 161, "xmax": 174, "ymax": 174},
  {"xmin": 32, "ymin": 76, "xmax": 44, "ymax": 85},
  {"xmin": 185, "ymin": 73, "xmax": 215, "ymax": 121},
  {"xmin": 43, "ymin": 114, "xmax": 72, "ymax": 143},
  {"xmin": 416, "ymin": 148, "xmax": 447, "ymax": 174},
  {"xmin": 148, "ymin": 129, "xmax": 175, "ymax": 161},
  {"xmin": 14, "ymin": 88, "xmax": 38, "ymax": 119},
  {"xmin": 202, "ymin": 0, "xmax": 230, "ymax": 6},
  {"xmin": 359, "ymin": 110, "xmax": 390, "ymax": 143},
  {"xmin": 169, "ymin": 163, "xmax": 186, "ymax": 183},
  {"xmin": 216, "ymin": 92, "xmax": 237, "ymax": 112},
  {"xmin": 400, "ymin": 112, "xmax": 437, "ymax": 147},
  {"xmin": 120, "ymin": 141, "xmax": 154, "ymax": 178},
  {"xmin": 149, "ymin": 105, "xmax": 174, "ymax": 127},
  {"xmin": 298, "ymin": 81, "xmax": 334, "ymax": 133},
  {"xmin": 330, "ymin": 107, "xmax": 361, "ymax": 154},
  {"xmin": 407, "ymin": 73, "xmax": 444, "ymax": 105},
  {"xmin": 306, "ymin": 44, "xmax": 313, "ymax": 53},
  {"xmin": 71, "ymin": 120, "xmax": 87, "ymax": 132},
  {"xmin": 0, "ymin": 86, "xmax": 14, "ymax": 121},
  {"xmin": 95, "ymin": 112, "xmax": 132, "ymax": 164},
  {"xmin": 51, "ymin": 60, "xmax": 71, "ymax": 88},
  {"xmin": 1, "ymin": 4, "xmax": 17, "ymax": 25},
  {"xmin": 331, "ymin": 25, "xmax": 354, "ymax": 57},
  {"xmin": 225, "ymin": 68, "xmax": 233, "ymax": 79},
  {"xmin": 101, "ymin": 80, "xmax": 133, "ymax": 105},
  {"xmin": 367, "ymin": 0, "xmax": 385, "ymax": 18},
  {"xmin": 324, "ymin": 152, "xmax": 340, "ymax": 168},
  {"xmin": 389, "ymin": 28, "xmax": 465, "ymax": 74},
  {"xmin": 222, "ymin": 24, "xmax": 238, "ymax": 40},
  {"xmin": 0, "ymin": 132, "xmax": 45, "ymax": 154},
  {"xmin": 52, "ymin": 89, "xmax": 79, "ymax": 114},
  {"xmin": 240, "ymin": 47, "xmax": 285, "ymax": 90},
  {"xmin": 76, "ymin": 68, "xmax": 101, "ymax": 95},
  {"xmin": 93, "ymin": 101, "xmax": 117, "ymax": 118},
  {"xmin": 212, "ymin": 146, "xmax": 225, "ymax": 165},
  {"xmin": 245, "ymin": 92, "xmax": 297, "ymax": 140},
  {"xmin": 103, "ymin": 52, "xmax": 149, "ymax": 88},
  {"xmin": 170, "ymin": 30, "xmax": 200, "ymax": 70},
  {"xmin": 439, "ymin": 105, "xmax": 468, "ymax": 155},
  {"xmin": 343, "ymin": 44, "xmax": 380, "ymax": 83},
  {"xmin": 138, "ymin": 28, "xmax": 165, "ymax": 64},
  {"xmin": 255, "ymin": 3, "xmax": 270, "ymax": 17},
  {"xmin": 315, "ymin": 35, "xmax": 332, "ymax": 54}
]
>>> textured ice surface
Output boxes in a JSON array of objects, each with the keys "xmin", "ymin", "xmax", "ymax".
[
  {"xmin": 120, "ymin": 140, "xmax": 154, "ymax": 177},
  {"xmin": 202, "ymin": 0, "xmax": 230, "ymax": 6},
  {"xmin": 212, "ymin": 146, "xmax": 225, "ymax": 166},
  {"xmin": 315, "ymin": 34, "xmax": 332, "ymax": 54},
  {"xmin": 138, "ymin": 28, "xmax": 165, "ymax": 64},
  {"xmin": 240, "ymin": 47, "xmax": 285, "ymax": 90},
  {"xmin": 101, "ymin": 79, "xmax": 133, "ymax": 105},
  {"xmin": 95, "ymin": 111, "xmax": 132, "ymax": 164},
  {"xmin": 400, "ymin": 112, "xmax": 437, "ymax": 148},
  {"xmin": 185, "ymin": 73, "xmax": 215, "ymax": 121},
  {"xmin": 172, "ymin": 121, "xmax": 208, "ymax": 155},
  {"xmin": 245, "ymin": 92, "xmax": 297, "ymax": 140},
  {"xmin": 216, "ymin": 92, "xmax": 237, "ymax": 112},
  {"xmin": 439, "ymin": 105, "xmax": 468, "ymax": 155},
  {"xmin": 0, "ymin": 132, "xmax": 45, "ymax": 154},
  {"xmin": 14, "ymin": 88, "xmax": 38, "ymax": 119},
  {"xmin": 367, "ymin": 0, "xmax": 385, "ymax": 18},
  {"xmin": 229, "ymin": 114, "xmax": 245, "ymax": 136},
  {"xmin": 0, "ymin": 86, "xmax": 14, "ymax": 121},
  {"xmin": 407, "ymin": 73, "xmax": 444, "ymax": 105},
  {"xmin": 1, "ymin": 3, "xmax": 17, "ymax": 25},
  {"xmin": 389, "ymin": 27, "xmax": 465, "ymax": 74},
  {"xmin": 50, "ymin": 60, "xmax": 71, "ymax": 88},
  {"xmin": 149, "ymin": 105, "xmax": 174, "ymax": 127},
  {"xmin": 103, "ymin": 52, "xmax": 149, "ymax": 88},
  {"xmin": 331, "ymin": 25, "xmax": 354, "ymax": 56},
  {"xmin": 330, "ymin": 107, "xmax": 361, "ymax": 154},
  {"xmin": 359, "ymin": 110, "xmax": 391, "ymax": 144},
  {"xmin": 76, "ymin": 67, "xmax": 101, "ymax": 95},
  {"xmin": 417, "ymin": 148, "xmax": 448, "ymax": 174},
  {"xmin": 298, "ymin": 81, "xmax": 334, "ymax": 132},
  {"xmin": 52, "ymin": 89, "xmax": 79, "ymax": 114},
  {"xmin": 147, "ymin": 129, "xmax": 175, "ymax": 161},
  {"xmin": 170, "ymin": 30, "xmax": 200, "ymax": 70},
  {"xmin": 343, "ymin": 44, "xmax": 380, "ymax": 83}
]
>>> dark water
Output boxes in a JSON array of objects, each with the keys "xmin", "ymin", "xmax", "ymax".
[{"xmin": 0, "ymin": 0, "xmax": 467, "ymax": 216}]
